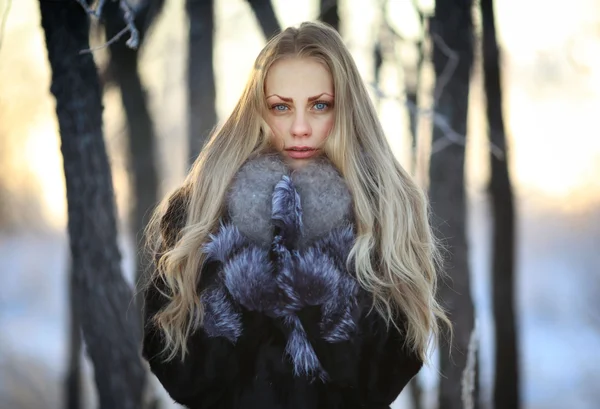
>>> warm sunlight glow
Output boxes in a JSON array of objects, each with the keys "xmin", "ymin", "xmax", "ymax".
[
  {"xmin": 2, "ymin": 0, "xmax": 600, "ymax": 234},
  {"xmin": 24, "ymin": 123, "xmax": 67, "ymax": 229}
]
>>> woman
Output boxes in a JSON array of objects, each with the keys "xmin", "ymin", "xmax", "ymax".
[{"xmin": 142, "ymin": 21, "xmax": 449, "ymax": 409}]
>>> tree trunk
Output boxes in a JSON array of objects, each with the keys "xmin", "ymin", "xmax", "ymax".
[
  {"xmin": 319, "ymin": 0, "xmax": 339, "ymax": 32},
  {"xmin": 428, "ymin": 1, "xmax": 476, "ymax": 409},
  {"xmin": 65, "ymin": 261, "xmax": 81, "ymax": 409},
  {"xmin": 103, "ymin": 3, "xmax": 164, "ymax": 408},
  {"xmin": 186, "ymin": 0, "xmax": 217, "ymax": 166},
  {"xmin": 38, "ymin": 3, "xmax": 145, "ymax": 409},
  {"xmin": 247, "ymin": 0, "xmax": 281, "ymax": 40},
  {"xmin": 104, "ymin": 0, "xmax": 159, "ymax": 308},
  {"xmin": 480, "ymin": 0, "xmax": 520, "ymax": 407}
]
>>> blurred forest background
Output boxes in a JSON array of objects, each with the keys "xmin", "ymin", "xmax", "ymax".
[{"xmin": 1, "ymin": 0, "xmax": 599, "ymax": 409}]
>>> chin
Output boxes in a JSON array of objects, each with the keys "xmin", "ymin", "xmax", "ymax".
[
  {"xmin": 288, "ymin": 154, "xmax": 330, "ymax": 170},
  {"xmin": 286, "ymin": 157, "xmax": 312, "ymax": 170}
]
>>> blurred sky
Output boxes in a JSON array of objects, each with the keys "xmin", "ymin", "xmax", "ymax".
[{"xmin": 1, "ymin": 0, "xmax": 599, "ymax": 408}]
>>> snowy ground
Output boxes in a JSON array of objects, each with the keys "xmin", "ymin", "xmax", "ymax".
[{"xmin": 2, "ymin": 190, "xmax": 599, "ymax": 409}]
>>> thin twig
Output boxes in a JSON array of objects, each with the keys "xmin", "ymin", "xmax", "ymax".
[
  {"xmin": 79, "ymin": 26, "xmax": 130, "ymax": 54},
  {"xmin": 119, "ymin": 0, "xmax": 139, "ymax": 48},
  {"xmin": 370, "ymin": 84, "xmax": 505, "ymax": 160},
  {"xmin": 94, "ymin": 0, "xmax": 108, "ymax": 18},
  {"xmin": 431, "ymin": 33, "xmax": 459, "ymax": 103},
  {"xmin": 76, "ymin": 0, "xmax": 139, "ymax": 53},
  {"xmin": 0, "ymin": 0, "xmax": 12, "ymax": 54},
  {"xmin": 77, "ymin": 0, "xmax": 108, "ymax": 18},
  {"xmin": 373, "ymin": 8, "xmax": 504, "ymax": 161}
]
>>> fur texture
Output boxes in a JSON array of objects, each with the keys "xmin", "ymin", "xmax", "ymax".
[
  {"xmin": 226, "ymin": 153, "xmax": 288, "ymax": 245},
  {"xmin": 227, "ymin": 154, "xmax": 354, "ymax": 248},
  {"xmin": 201, "ymin": 157, "xmax": 361, "ymax": 378},
  {"xmin": 201, "ymin": 285, "xmax": 242, "ymax": 342},
  {"xmin": 290, "ymin": 156, "xmax": 354, "ymax": 247}
]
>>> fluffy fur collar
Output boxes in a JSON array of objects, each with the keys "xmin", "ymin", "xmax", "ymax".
[
  {"xmin": 226, "ymin": 153, "xmax": 355, "ymax": 248},
  {"xmin": 200, "ymin": 153, "xmax": 363, "ymax": 381}
]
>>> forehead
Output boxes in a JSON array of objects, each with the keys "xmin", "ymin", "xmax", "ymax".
[{"xmin": 265, "ymin": 57, "xmax": 333, "ymax": 96}]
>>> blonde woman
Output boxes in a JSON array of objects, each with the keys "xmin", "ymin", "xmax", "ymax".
[{"xmin": 143, "ymin": 21, "xmax": 449, "ymax": 409}]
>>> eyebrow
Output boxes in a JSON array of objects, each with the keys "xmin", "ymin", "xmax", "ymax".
[{"xmin": 266, "ymin": 92, "xmax": 334, "ymax": 102}]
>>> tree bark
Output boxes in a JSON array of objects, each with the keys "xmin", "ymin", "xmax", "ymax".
[
  {"xmin": 480, "ymin": 0, "xmax": 520, "ymax": 407},
  {"xmin": 39, "ymin": 2, "xmax": 145, "ymax": 408},
  {"xmin": 104, "ymin": 0, "xmax": 160, "ymax": 308},
  {"xmin": 247, "ymin": 0, "xmax": 281, "ymax": 40},
  {"xmin": 65, "ymin": 261, "xmax": 81, "ymax": 409},
  {"xmin": 319, "ymin": 0, "xmax": 339, "ymax": 32},
  {"xmin": 186, "ymin": 0, "xmax": 217, "ymax": 166},
  {"xmin": 428, "ymin": 1, "xmax": 476, "ymax": 408}
]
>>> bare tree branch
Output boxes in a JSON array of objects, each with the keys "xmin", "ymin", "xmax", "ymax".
[
  {"xmin": 431, "ymin": 33, "xmax": 459, "ymax": 103},
  {"xmin": 369, "ymin": 84, "xmax": 505, "ymax": 160},
  {"xmin": 375, "ymin": 5, "xmax": 505, "ymax": 162},
  {"xmin": 378, "ymin": 0, "xmax": 428, "ymax": 174},
  {"xmin": 76, "ymin": 0, "xmax": 107, "ymax": 18},
  {"xmin": 80, "ymin": 25, "xmax": 130, "ymax": 54},
  {"xmin": 76, "ymin": 0, "xmax": 139, "ymax": 53},
  {"xmin": 118, "ymin": 0, "xmax": 139, "ymax": 48},
  {"xmin": 370, "ymin": 2, "xmax": 505, "ymax": 162}
]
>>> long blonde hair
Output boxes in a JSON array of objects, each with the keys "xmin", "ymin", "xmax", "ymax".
[{"xmin": 145, "ymin": 21, "xmax": 450, "ymax": 362}]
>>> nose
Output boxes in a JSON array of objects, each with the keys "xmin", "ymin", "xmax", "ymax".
[{"xmin": 290, "ymin": 112, "xmax": 311, "ymax": 138}]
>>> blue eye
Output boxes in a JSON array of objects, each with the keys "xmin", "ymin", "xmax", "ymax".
[
  {"xmin": 272, "ymin": 104, "xmax": 288, "ymax": 111},
  {"xmin": 313, "ymin": 102, "xmax": 329, "ymax": 111}
]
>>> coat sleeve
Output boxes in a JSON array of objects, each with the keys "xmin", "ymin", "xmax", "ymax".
[
  {"xmin": 357, "ymin": 312, "xmax": 424, "ymax": 407},
  {"xmin": 297, "ymin": 305, "xmax": 423, "ymax": 407},
  {"xmin": 141, "ymin": 187, "xmax": 270, "ymax": 407},
  {"xmin": 143, "ymin": 258, "xmax": 279, "ymax": 407},
  {"xmin": 143, "ymin": 269, "xmax": 232, "ymax": 407}
]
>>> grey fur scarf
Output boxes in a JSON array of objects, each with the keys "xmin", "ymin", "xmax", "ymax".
[{"xmin": 200, "ymin": 153, "xmax": 364, "ymax": 380}]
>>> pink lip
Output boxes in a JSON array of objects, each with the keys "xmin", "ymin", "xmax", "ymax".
[{"xmin": 285, "ymin": 147, "xmax": 319, "ymax": 159}]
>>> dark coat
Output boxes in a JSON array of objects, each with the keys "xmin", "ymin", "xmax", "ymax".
[{"xmin": 142, "ymin": 155, "xmax": 423, "ymax": 409}]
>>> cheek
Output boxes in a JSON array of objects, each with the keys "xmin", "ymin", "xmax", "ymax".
[
  {"xmin": 315, "ymin": 115, "xmax": 334, "ymax": 141},
  {"xmin": 265, "ymin": 118, "xmax": 286, "ymax": 148}
]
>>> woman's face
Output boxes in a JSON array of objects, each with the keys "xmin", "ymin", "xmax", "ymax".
[{"xmin": 264, "ymin": 57, "xmax": 335, "ymax": 169}]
